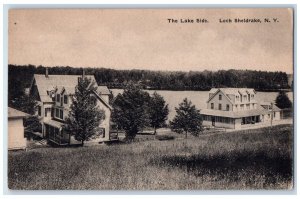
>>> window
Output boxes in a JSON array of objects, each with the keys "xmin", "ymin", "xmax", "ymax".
[
  {"xmin": 64, "ymin": 95, "xmax": 68, "ymax": 104},
  {"xmin": 241, "ymin": 104, "xmax": 244, "ymax": 110},
  {"xmin": 219, "ymin": 94, "xmax": 222, "ymax": 100},
  {"xmin": 246, "ymin": 104, "xmax": 250, "ymax": 110},
  {"xmin": 203, "ymin": 115, "xmax": 211, "ymax": 121},
  {"xmin": 211, "ymin": 103, "xmax": 214, "ymax": 109},
  {"xmin": 219, "ymin": 104, "xmax": 222, "ymax": 110},
  {"xmin": 55, "ymin": 108, "xmax": 59, "ymax": 117},
  {"xmin": 56, "ymin": 94, "xmax": 60, "ymax": 102},
  {"xmin": 59, "ymin": 109, "xmax": 63, "ymax": 119},
  {"xmin": 45, "ymin": 108, "xmax": 51, "ymax": 117},
  {"xmin": 51, "ymin": 108, "xmax": 54, "ymax": 117},
  {"xmin": 102, "ymin": 128, "xmax": 105, "ymax": 138},
  {"xmin": 226, "ymin": 104, "xmax": 229, "ymax": 111}
]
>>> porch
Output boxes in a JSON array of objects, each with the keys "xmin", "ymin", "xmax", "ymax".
[{"xmin": 44, "ymin": 120, "xmax": 70, "ymax": 146}]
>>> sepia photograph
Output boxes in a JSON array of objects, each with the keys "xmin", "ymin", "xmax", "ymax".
[{"xmin": 7, "ymin": 7, "xmax": 294, "ymax": 190}]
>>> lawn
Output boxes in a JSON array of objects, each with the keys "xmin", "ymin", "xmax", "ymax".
[{"xmin": 8, "ymin": 124, "xmax": 293, "ymax": 190}]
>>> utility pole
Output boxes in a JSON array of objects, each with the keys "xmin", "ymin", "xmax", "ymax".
[{"xmin": 270, "ymin": 102, "xmax": 274, "ymax": 126}]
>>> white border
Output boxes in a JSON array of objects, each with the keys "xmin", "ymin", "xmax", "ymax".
[{"xmin": 1, "ymin": 1, "xmax": 299, "ymax": 199}]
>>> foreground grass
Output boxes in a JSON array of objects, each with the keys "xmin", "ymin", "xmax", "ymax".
[{"xmin": 8, "ymin": 124, "xmax": 293, "ymax": 190}]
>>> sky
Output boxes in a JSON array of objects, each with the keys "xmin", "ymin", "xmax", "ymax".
[{"xmin": 8, "ymin": 8, "xmax": 294, "ymax": 74}]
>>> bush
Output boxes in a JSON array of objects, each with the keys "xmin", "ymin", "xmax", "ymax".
[{"xmin": 155, "ymin": 135, "xmax": 175, "ymax": 141}]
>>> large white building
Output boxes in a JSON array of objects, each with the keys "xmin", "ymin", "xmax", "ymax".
[
  {"xmin": 29, "ymin": 70, "xmax": 113, "ymax": 145},
  {"xmin": 201, "ymin": 88, "xmax": 281, "ymax": 129}
]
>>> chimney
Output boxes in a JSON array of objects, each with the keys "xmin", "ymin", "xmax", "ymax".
[
  {"xmin": 82, "ymin": 68, "xmax": 85, "ymax": 78},
  {"xmin": 45, "ymin": 68, "xmax": 49, "ymax": 78}
]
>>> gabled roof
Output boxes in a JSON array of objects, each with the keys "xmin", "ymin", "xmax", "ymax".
[
  {"xmin": 32, "ymin": 74, "xmax": 97, "ymax": 102},
  {"xmin": 207, "ymin": 88, "xmax": 256, "ymax": 104},
  {"xmin": 57, "ymin": 86, "xmax": 76, "ymax": 95},
  {"xmin": 92, "ymin": 90, "xmax": 112, "ymax": 110},
  {"xmin": 97, "ymin": 86, "xmax": 111, "ymax": 95},
  {"xmin": 207, "ymin": 89, "xmax": 234, "ymax": 105},
  {"xmin": 259, "ymin": 102, "xmax": 281, "ymax": 112},
  {"xmin": 8, "ymin": 107, "xmax": 29, "ymax": 119}
]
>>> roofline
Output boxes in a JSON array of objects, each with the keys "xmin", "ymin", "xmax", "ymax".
[
  {"xmin": 8, "ymin": 107, "xmax": 30, "ymax": 119},
  {"xmin": 206, "ymin": 89, "xmax": 234, "ymax": 105},
  {"xmin": 8, "ymin": 115, "xmax": 29, "ymax": 119},
  {"xmin": 30, "ymin": 76, "xmax": 42, "ymax": 102},
  {"xmin": 200, "ymin": 109, "xmax": 269, "ymax": 119},
  {"xmin": 60, "ymin": 87, "xmax": 66, "ymax": 95},
  {"xmin": 92, "ymin": 90, "xmax": 112, "ymax": 110}
]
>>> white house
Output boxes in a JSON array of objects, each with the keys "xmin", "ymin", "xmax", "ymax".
[
  {"xmin": 201, "ymin": 88, "xmax": 281, "ymax": 129},
  {"xmin": 8, "ymin": 107, "xmax": 28, "ymax": 150},
  {"xmin": 29, "ymin": 69, "xmax": 113, "ymax": 145}
]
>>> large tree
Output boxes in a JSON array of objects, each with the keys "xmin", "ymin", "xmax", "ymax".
[
  {"xmin": 9, "ymin": 90, "xmax": 41, "ymax": 133},
  {"xmin": 10, "ymin": 94, "xmax": 37, "ymax": 115},
  {"xmin": 170, "ymin": 98, "xmax": 203, "ymax": 138},
  {"xmin": 64, "ymin": 77, "xmax": 105, "ymax": 146},
  {"xmin": 111, "ymin": 84, "xmax": 150, "ymax": 141},
  {"xmin": 275, "ymin": 90, "xmax": 292, "ymax": 109},
  {"xmin": 148, "ymin": 92, "xmax": 169, "ymax": 134}
]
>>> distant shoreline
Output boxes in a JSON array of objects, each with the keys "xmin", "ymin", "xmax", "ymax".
[
  {"xmin": 8, "ymin": 64, "xmax": 293, "ymax": 98},
  {"xmin": 109, "ymin": 87, "xmax": 293, "ymax": 93}
]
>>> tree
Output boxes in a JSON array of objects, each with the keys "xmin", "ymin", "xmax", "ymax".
[
  {"xmin": 111, "ymin": 84, "xmax": 150, "ymax": 141},
  {"xmin": 64, "ymin": 77, "xmax": 105, "ymax": 146},
  {"xmin": 10, "ymin": 94, "xmax": 37, "ymax": 115},
  {"xmin": 24, "ymin": 116, "xmax": 42, "ymax": 133},
  {"xmin": 275, "ymin": 90, "xmax": 292, "ymax": 109},
  {"xmin": 9, "ymin": 90, "xmax": 41, "ymax": 134},
  {"xmin": 148, "ymin": 92, "xmax": 169, "ymax": 134},
  {"xmin": 170, "ymin": 98, "xmax": 203, "ymax": 138}
]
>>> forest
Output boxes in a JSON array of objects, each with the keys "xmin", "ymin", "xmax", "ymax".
[{"xmin": 8, "ymin": 64, "xmax": 291, "ymax": 103}]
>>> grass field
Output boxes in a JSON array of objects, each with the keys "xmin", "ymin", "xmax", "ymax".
[{"xmin": 8, "ymin": 124, "xmax": 293, "ymax": 190}]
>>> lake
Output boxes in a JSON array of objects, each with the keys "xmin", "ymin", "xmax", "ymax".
[{"xmin": 111, "ymin": 89, "xmax": 293, "ymax": 121}]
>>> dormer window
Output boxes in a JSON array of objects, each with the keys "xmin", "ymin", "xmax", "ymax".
[
  {"xmin": 219, "ymin": 94, "xmax": 222, "ymax": 100},
  {"xmin": 56, "ymin": 94, "xmax": 60, "ymax": 102},
  {"xmin": 64, "ymin": 95, "xmax": 68, "ymax": 104}
]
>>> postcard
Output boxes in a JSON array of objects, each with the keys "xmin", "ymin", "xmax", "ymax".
[{"xmin": 8, "ymin": 8, "xmax": 294, "ymax": 190}]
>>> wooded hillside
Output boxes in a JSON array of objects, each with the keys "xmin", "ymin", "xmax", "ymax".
[{"xmin": 8, "ymin": 64, "xmax": 290, "ymax": 102}]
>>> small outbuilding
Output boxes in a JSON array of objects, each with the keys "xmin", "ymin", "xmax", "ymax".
[{"xmin": 8, "ymin": 107, "xmax": 29, "ymax": 150}]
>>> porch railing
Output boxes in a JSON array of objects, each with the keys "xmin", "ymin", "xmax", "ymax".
[{"xmin": 48, "ymin": 131, "xmax": 69, "ymax": 145}]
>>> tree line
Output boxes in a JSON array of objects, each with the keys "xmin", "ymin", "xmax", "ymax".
[{"xmin": 8, "ymin": 64, "xmax": 291, "ymax": 103}]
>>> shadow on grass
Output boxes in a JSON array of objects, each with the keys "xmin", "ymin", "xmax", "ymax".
[{"xmin": 151, "ymin": 150, "xmax": 292, "ymax": 185}]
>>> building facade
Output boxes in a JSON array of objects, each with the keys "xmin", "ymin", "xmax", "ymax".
[
  {"xmin": 201, "ymin": 88, "xmax": 281, "ymax": 129},
  {"xmin": 8, "ymin": 107, "xmax": 28, "ymax": 150},
  {"xmin": 29, "ymin": 70, "xmax": 113, "ymax": 145}
]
